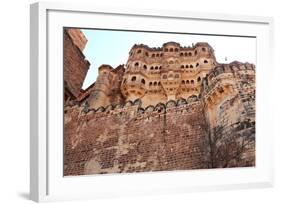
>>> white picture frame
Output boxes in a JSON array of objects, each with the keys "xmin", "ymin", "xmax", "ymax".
[{"xmin": 30, "ymin": 2, "xmax": 274, "ymax": 202}]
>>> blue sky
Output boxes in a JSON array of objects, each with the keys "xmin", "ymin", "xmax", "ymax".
[{"xmin": 81, "ymin": 29, "xmax": 256, "ymax": 89}]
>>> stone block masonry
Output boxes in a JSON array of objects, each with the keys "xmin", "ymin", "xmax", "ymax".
[
  {"xmin": 64, "ymin": 98, "xmax": 209, "ymax": 176},
  {"xmin": 63, "ymin": 29, "xmax": 256, "ymax": 176}
]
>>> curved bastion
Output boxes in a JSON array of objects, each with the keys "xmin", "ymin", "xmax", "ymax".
[{"xmin": 63, "ymin": 32, "xmax": 256, "ymax": 176}]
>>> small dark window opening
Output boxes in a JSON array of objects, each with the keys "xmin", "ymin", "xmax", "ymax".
[
  {"xmin": 204, "ymin": 60, "xmax": 208, "ymax": 63},
  {"xmin": 182, "ymin": 80, "xmax": 185, "ymax": 84},
  {"xmin": 180, "ymin": 53, "xmax": 183, "ymax": 56},
  {"xmin": 131, "ymin": 76, "xmax": 137, "ymax": 81},
  {"xmin": 154, "ymin": 82, "xmax": 157, "ymax": 86},
  {"xmin": 196, "ymin": 63, "xmax": 199, "ymax": 67},
  {"xmin": 181, "ymin": 65, "xmax": 184, "ymax": 68},
  {"xmin": 141, "ymin": 79, "xmax": 145, "ymax": 84},
  {"xmin": 152, "ymin": 54, "xmax": 155, "ymax": 58},
  {"xmin": 155, "ymin": 66, "xmax": 159, "ymax": 70},
  {"xmin": 191, "ymin": 80, "xmax": 194, "ymax": 84},
  {"xmin": 189, "ymin": 52, "xmax": 192, "ymax": 56},
  {"xmin": 151, "ymin": 66, "xmax": 154, "ymax": 70},
  {"xmin": 202, "ymin": 47, "xmax": 206, "ymax": 52},
  {"xmin": 143, "ymin": 65, "xmax": 147, "ymax": 69},
  {"xmin": 175, "ymin": 48, "xmax": 179, "ymax": 52},
  {"xmin": 135, "ymin": 62, "xmax": 139, "ymax": 66},
  {"xmin": 169, "ymin": 48, "xmax": 173, "ymax": 52},
  {"xmin": 137, "ymin": 49, "xmax": 141, "ymax": 53},
  {"xmin": 190, "ymin": 65, "xmax": 193, "ymax": 68},
  {"xmin": 197, "ymin": 77, "xmax": 201, "ymax": 82},
  {"xmin": 164, "ymin": 48, "xmax": 168, "ymax": 52},
  {"xmin": 186, "ymin": 80, "xmax": 190, "ymax": 84},
  {"xmin": 185, "ymin": 65, "xmax": 189, "ymax": 68},
  {"xmin": 149, "ymin": 82, "xmax": 152, "ymax": 86}
]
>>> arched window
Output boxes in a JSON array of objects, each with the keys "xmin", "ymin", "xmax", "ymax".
[
  {"xmin": 188, "ymin": 52, "xmax": 192, "ymax": 56},
  {"xmin": 158, "ymin": 82, "xmax": 161, "ymax": 86},
  {"xmin": 156, "ymin": 53, "xmax": 159, "ymax": 57},
  {"xmin": 131, "ymin": 76, "xmax": 136, "ymax": 81},
  {"xmin": 135, "ymin": 62, "xmax": 139, "ymax": 67},
  {"xmin": 141, "ymin": 79, "xmax": 145, "ymax": 84},
  {"xmin": 149, "ymin": 82, "xmax": 152, "ymax": 86},
  {"xmin": 190, "ymin": 65, "xmax": 193, "ymax": 68},
  {"xmin": 181, "ymin": 65, "xmax": 184, "ymax": 68},
  {"xmin": 154, "ymin": 82, "xmax": 157, "ymax": 86},
  {"xmin": 150, "ymin": 66, "xmax": 154, "ymax": 70},
  {"xmin": 197, "ymin": 77, "xmax": 201, "ymax": 82},
  {"xmin": 145, "ymin": 52, "xmax": 149, "ymax": 56},
  {"xmin": 204, "ymin": 60, "xmax": 208, "ymax": 63},
  {"xmin": 143, "ymin": 65, "xmax": 147, "ymax": 69},
  {"xmin": 191, "ymin": 80, "xmax": 194, "ymax": 84},
  {"xmin": 196, "ymin": 63, "xmax": 199, "ymax": 67},
  {"xmin": 155, "ymin": 66, "xmax": 158, "ymax": 70},
  {"xmin": 160, "ymin": 53, "xmax": 163, "ymax": 57},
  {"xmin": 202, "ymin": 47, "xmax": 206, "ymax": 52},
  {"xmin": 195, "ymin": 50, "xmax": 197, "ymax": 55},
  {"xmin": 182, "ymin": 80, "xmax": 185, "ymax": 84},
  {"xmin": 180, "ymin": 53, "xmax": 183, "ymax": 56},
  {"xmin": 164, "ymin": 48, "xmax": 168, "ymax": 52},
  {"xmin": 152, "ymin": 54, "xmax": 155, "ymax": 58},
  {"xmin": 159, "ymin": 66, "xmax": 162, "ymax": 70},
  {"xmin": 186, "ymin": 80, "xmax": 190, "ymax": 84},
  {"xmin": 184, "ymin": 52, "xmax": 187, "ymax": 56},
  {"xmin": 175, "ymin": 48, "xmax": 179, "ymax": 52},
  {"xmin": 169, "ymin": 48, "xmax": 174, "ymax": 52},
  {"xmin": 185, "ymin": 65, "xmax": 189, "ymax": 68},
  {"xmin": 137, "ymin": 49, "xmax": 141, "ymax": 53},
  {"xmin": 175, "ymin": 74, "xmax": 179, "ymax": 78},
  {"xmin": 163, "ymin": 75, "xmax": 167, "ymax": 79}
]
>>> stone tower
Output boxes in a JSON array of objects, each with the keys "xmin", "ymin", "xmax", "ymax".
[
  {"xmin": 121, "ymin": 42, "xmax": 218, "ymax": 107},
  {"xmin": 63, "ymin": 38, "xmax": 256, "ymax": 175},
  {"xmin": 63, "ymin": 28, "xmax": 90, "ymax": 103}
]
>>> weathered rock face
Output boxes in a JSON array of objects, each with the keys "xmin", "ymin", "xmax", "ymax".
[{"xmin": 63, "ymin": 30, "xmax": 256, "ymax": 176}]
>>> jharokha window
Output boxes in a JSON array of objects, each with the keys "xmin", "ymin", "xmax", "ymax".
[{"xmin": 63, "ymin": 28, "xmax": 256, "ymax": 177}]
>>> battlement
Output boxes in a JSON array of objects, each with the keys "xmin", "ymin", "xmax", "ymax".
[
  {"xmin": 66, "ymin": 95, "xmax": 201, "ymax": 117},
  {"xmin": 64, "ymin": 37, "xmax": 256, "ymax": 175}
]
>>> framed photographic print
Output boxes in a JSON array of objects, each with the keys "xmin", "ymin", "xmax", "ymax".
[{"xmin": 30, "ymin": 2, "xmax": 274, "ymax": 202}]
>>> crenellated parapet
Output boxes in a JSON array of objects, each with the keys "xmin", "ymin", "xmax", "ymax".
[
  {"xmin": 200, "ymin": 61, "xmax": 255, "ymax": 130},
  {"xmin": 201, "ymin": 62, "xmax": 255, "ymax": 107},
  {"xmin": 64, "ymin": 38, "xmax": 256, "ymax": 174},
  {"xmin": 67, "ymin": 95, "xmax": 201, "ymax": 117}
]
